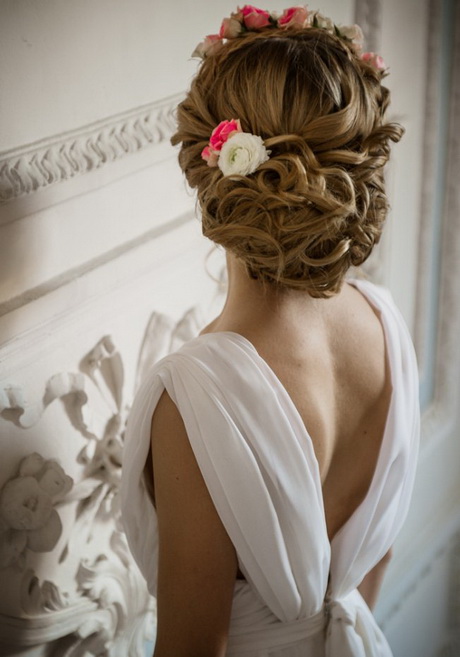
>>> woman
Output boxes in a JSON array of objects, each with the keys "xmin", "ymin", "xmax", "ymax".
[{"xmin": 121, "ymin": 6, "xmax": 420, "ymax": 656}]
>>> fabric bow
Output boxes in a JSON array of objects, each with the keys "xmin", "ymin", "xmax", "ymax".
[{"xmin": 325, "ymin": 590, "xmax": 393, "ymax": 657}]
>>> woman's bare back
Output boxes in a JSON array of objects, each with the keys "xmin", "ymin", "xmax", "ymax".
[{"xmin": 204, "ymin": 280, "xmax": 392, "ymax": 543}]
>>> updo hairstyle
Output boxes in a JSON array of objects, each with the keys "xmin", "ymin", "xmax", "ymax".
[{"xmin": 171, "ymin": 27, "xmax": 403, "ymax": 297}]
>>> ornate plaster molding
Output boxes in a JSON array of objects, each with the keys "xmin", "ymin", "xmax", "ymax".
[
  {"xmin": 0, "ymin": 453, "xmax": 73, "ymax": 569},
  {"xmin": 354, "ymin": 0, "xmax": 382, "ymax": 52},
  {"xmin": 0, "ymin": 92, "xmax": 182, "ymax": 204},
  {"xmin": 0, "ymin": 306, "xmax": 202, "ymax": 653}
]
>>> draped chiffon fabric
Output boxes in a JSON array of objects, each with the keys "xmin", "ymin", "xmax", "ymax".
[{"xmin": 120, "ymin": 279, "xmax": 420, "ymax": 656}]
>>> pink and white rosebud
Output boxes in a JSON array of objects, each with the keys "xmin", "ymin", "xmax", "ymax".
[
  {"xmin": 361, "ymin": 51, "xmax": 387, "ymax": 71},
  {"xmin": 191, "ymin": 34, "xmax": 223, "ymax": 59},
  {"xmin": 209, "ymin": 119, "xmax": 242, "ymax": 151},
  {"xmin": 201, "ymin": 146, "xmax": 219, "ymax": 167},
  {"xmin": 219, "ymin": 16, "xmax": 244, "ymax": 38},
  {"xmin": 202, "ymin": 119, "xmax": 243, "ymax": 168},
  {"xmin": 278, "ymin": 6, "xmax": 310, "ymax": 28},
  {"xmin": 240, "ymin": 5, "xmax": 272, "ymax": 29}
]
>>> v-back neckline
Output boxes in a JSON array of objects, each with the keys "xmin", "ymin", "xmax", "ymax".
[{"xmin": 195, "ymin": 279, "xmax": 395, "ymax": 548}]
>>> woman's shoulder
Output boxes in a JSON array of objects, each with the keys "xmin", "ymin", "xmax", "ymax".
[
  {"xmin": 347, "ymin": 277, "xmax": 406, "ymax": 325},
  {"xmin": 134, "ymin": 331, "xmax": 260, "ymax": 413},
  {"xmin": 347, "ymin": 278, "xmax": 418, "ymax": 362}
]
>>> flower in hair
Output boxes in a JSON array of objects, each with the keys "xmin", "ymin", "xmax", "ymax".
[
  {"xmin": 337, "ymin": 23, "xmax": 364, "ymax": 51},
  {"xmin": 191, "ymin": 34, "xmax": 223, "ymax": 59},
  {"xmin": 361, "ymin": 51, "xmax": 387, "ymax": 71},
  {"xmin": 220, "ymin": 133, "xmax": 270, "ymax": 176},
  {"xmin": 201, "ymin": 119, "xmax": 242, "ymax": 166},
  {"xmin": 220, "ymin": 15, "xmax": 245, "ymax": 38},
  {"xmin": 192, "ymin": 5, "xmax": 386, "ymax": 71},
  {"xmin": 240, "ymin": 5, "xmax": 272, "ymax": 29},
  {"xmin": 278, "ymin": 6, "xmax": 311, "ymax": 28},
  {"xmin": 312, "ymin": 11, "xmax": 334, "ymax": 33},
  {"xmin": 201, "ymin": 119, "xmax": 270, "ymax": 176}
]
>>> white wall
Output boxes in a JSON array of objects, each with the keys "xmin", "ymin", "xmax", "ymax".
[
  {"xmin": 369, "ymin": 2, "xmax": 460, "ymax": 656},
  {"xmin": 0, "ymin": 1, "xmax": 459, "ymax": 656}
]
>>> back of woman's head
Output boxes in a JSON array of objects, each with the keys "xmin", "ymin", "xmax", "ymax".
[{"xmin": 171, "ymin": 13, "xmax": 403, "ymax": 297}]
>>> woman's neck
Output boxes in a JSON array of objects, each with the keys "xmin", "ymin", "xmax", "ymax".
[{"xmin": 205, "ymin": 252, "xmax": 338, "ymax": 336}]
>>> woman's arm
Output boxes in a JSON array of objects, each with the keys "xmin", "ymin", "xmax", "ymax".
[
  {"xmin": 151, "ymin": 390, "xmax": 238, "ymax": 657},
  {"xmin": 357, "ymin": 548, "xmax": 393, "ymax": 610}
]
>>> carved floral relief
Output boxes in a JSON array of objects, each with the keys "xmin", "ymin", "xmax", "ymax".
[
  {"xmin": 0, "ymin": 453, "xmax": 73, "ymax": 569},
  {"xmin": 0, "ymin": 307, "xmax": 202, "ymax": 655}
]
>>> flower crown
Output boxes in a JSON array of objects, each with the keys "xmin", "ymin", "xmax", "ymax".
[
  {"xmin": 198, "ymin": 6, "xmax": 387, "ymax": 178},
  {"xmin": 192, "ymin": 4, "xmax": 386, "ymax": 72}
]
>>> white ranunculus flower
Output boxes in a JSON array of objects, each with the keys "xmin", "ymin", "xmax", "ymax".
[{"xmin": 218, "ymin": 132, "xmax": 270, "ymax": 177}]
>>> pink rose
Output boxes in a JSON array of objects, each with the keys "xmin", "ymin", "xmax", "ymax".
[
  {"xmin": 361, "ymin": 52, "xmax": 386, "ymax": 71},
  {"xmin": 209, "ymin": 119, "xmax": 242, "ymax": 151},
  {"xmin": 201, "ymin": 146, "xmax": 219, "ymax": 167},
  {"xmin": 202, "ymin": 120, "xmax": 243, "ymax": 168},
  {"xmin": 191, "ymin": 34, "xmax": 223, "ymax": 59},
  {"xmin": 240, "ymin": 5, "xmax": 271, "ymax": 29},
  {"xmin": 219, "ymin": 16, "xmax": 244, "ymax": 38},
  {"xmin": 278, "ymin": 6, "xmax": 310, "ymax": 28}
]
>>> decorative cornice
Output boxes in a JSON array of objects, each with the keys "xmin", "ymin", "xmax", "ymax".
[
  {"xmin": 0, "ymin": 92, "xmax": 183, "ymax": 204},
  {"xmin": 354, "ymin": 0, "xmax": 382, "ymax": 52}
]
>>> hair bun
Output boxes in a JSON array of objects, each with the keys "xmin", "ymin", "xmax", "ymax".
[{"xmin": 172, "ymin": 27, "xmax": 403, "ymax": 296}]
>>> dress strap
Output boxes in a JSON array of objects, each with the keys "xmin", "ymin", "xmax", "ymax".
[{"xmin": 154, "ymin": 340, "xmax": 330, "ymax": 621}]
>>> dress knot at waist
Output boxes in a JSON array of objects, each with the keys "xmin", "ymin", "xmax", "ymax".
[
  {"xmin": 226, "ymin": 606, "xmax": 326, "ymax": 653},
  {"xmin": 324, "ymin": 590, "xmax": 393, "ymax": 657},
  {"xmin": 226, "ymin": 588, "xmax": 393, "ymax": 656}
]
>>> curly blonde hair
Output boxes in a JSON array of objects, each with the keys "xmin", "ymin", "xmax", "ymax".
[{"xmin": 171, "ymin": 28, "xmax": 403, "ymax": 297}]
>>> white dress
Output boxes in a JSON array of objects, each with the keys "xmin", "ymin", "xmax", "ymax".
[{"xmin": 120, "ymin": 279, "xmax": 420, "ymax": 656}]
